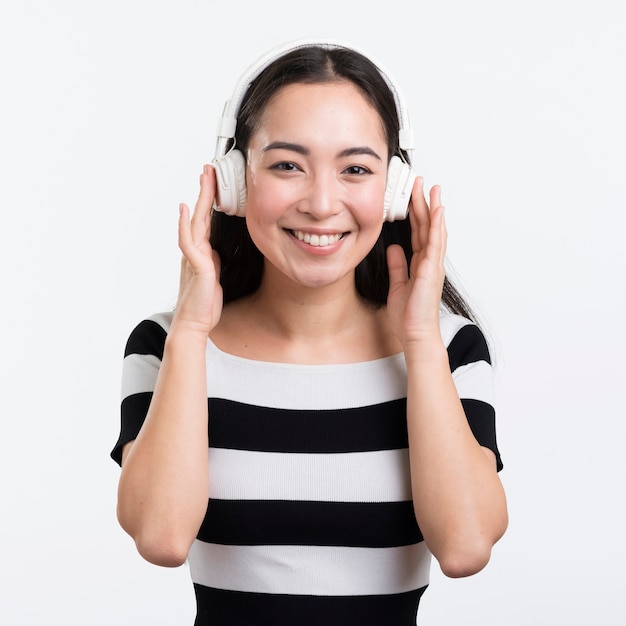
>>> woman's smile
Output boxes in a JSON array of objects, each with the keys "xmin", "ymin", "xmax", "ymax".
[{"xmin": 290, "ymin": 229, "xmax": 344, "ymax": 247}]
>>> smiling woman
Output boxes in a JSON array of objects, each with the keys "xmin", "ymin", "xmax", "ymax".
[{"xmin": 111, "ymin": 39, "xmax": 507, "ymax": 626}]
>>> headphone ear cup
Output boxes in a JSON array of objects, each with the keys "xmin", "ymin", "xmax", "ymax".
[
  {"xmin": 212, "ymin": 149, "xmax": 247, "ymax": 217},
  {"xmin": 384, "ymin": 156, "xmax": 416, "ymax": 222}
]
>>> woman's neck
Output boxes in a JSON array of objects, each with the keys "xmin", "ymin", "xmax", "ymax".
[
  {"xmin": 253, "ymin": 273, "xmax": 366, "ymax": 339},
  {"xmin": 213, "ymin": 272, "xmax": 400, "ymax": 364}
]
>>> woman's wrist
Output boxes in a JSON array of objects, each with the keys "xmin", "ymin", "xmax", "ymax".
[
  {"xmin": 402, "ymin": 334, "xmax": 448, "ymax": 366},
  {"xmin": 165, "ymin": 322, "xmax": 211, "ymax": 354}
]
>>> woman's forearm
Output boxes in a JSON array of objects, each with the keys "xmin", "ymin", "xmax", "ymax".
[
  {"xmin": 116, "ymin": 327, "xmax": 210, "ymax": 566},
  {"xmin": 404, "ymin": 338, "xmax": 508, "ymax": 578}
]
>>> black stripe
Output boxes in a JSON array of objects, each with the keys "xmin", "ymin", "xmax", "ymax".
[
  {"xmin": 447, "ymin": 323, "xmax": 491, "ymax": 372},
  {"xmin": 124, "ymin": 319, "xmax": 167, "ymax": 358},
  {"xmin": 197, "ymin": 499, "xmax": 423, "ymax": 548},
  {"xmin": 110, "ymin": 392, "xmax": 153, "ymax": 465},
  {"xmin": 462, "ymin": 398, "xmax": 503, "ymax": 471},
  {"xmin": 208, "ymin": 398, "xmax": 408, "ymax": 453},
  {"xmin": 193, "ymin": 584, "xmax": 426, "ymax": 626}
]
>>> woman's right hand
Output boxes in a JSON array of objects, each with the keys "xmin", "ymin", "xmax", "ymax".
[{"xmin": 172, "ymin": 164, "xmax": 223, "ymax": 337}]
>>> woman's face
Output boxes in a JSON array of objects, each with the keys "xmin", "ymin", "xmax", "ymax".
[{"xmin": 244, "ymin": 80, "xmax": 389, "ymax": 291}]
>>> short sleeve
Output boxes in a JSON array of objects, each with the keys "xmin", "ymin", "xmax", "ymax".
[
  {"xmin": 110, "ymin": 318, "xmax": 168, "ymax": 466},
  {"xmin": 443, "ymin": 316, "xmax": 503, "ymax": 472}
]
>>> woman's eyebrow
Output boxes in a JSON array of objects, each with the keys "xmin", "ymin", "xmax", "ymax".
[
  {"xmin": 337, "ymin": 146, "xmax": 382, "ymax": 160},
  {"xmin": 262, "ymin": 141, "xmax": 309, "ymax": 155}
]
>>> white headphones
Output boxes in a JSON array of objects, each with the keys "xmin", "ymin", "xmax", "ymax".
[{"xmin": 212, "ymin": 38, "xmax": 417, "ymax": 222}]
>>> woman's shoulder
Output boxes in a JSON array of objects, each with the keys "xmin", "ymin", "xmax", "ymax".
[
  {"xmin": 439, "ymin": 311, "xmax": 491, "ymax": 366},
  {"xmin": 123, "ymin": 311, "xmax": 174, "ymax": 359},
  {"xmin": 439, "ymin": 311, "xmax": 476, "ymax": 345}
]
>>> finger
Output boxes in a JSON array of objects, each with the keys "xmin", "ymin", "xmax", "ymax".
[
  {"xmin": 178, "ymin": 202, "xmax": 193, "ymax": 255},
  {"xmin": 386, "ymin": 243, "xmax": 409, "ymax": 292},
  {"xmin": 438, "ymin": 206, "xmax": 448, "ymax": 265},
  {"xmin": 190, "ymin": 164, "xmax": 216, "ymax": 244},
  {"xmin": 179, "ymin": 201, "xmax": 208, "ymax": 268},
  {"xmin": 429, "ymin": 185, "xmax": 442, "ymax": 213},
  {"xmin": 431, "ymin": 184, "xmax": 447, "ymax": 255},
  {"xmin": 425, "ymin": 186, "xmax": 445, "ymax": 263},
  {"xmin": 427, "ymin": 203, "xmax": 447, "ymax": 268},
  {"xmin": 406, "ymin": 177, "xmax": 420, "ymax": 252},
  {"xmin": 409, "ymin": 176, "xmax": 430, "ymax": 253}
]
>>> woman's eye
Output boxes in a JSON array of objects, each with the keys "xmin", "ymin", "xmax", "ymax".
[
  {"xmin": 344, "ymin": 165, "xmax": 370, "ymax": 175},
  {"xmin": 272, "ymin": 162, "xmax": 299, "ymax": 172}
]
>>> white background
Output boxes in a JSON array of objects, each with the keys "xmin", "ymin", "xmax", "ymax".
[{"xmin": 1, "ymin": 1, "xmax": 624, "ymax": 624}]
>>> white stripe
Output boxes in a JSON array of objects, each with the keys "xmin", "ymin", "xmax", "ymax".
[
  {"xmin": 188, "ymin": 542, "xmax": 431, "ymax": 596},
  {"xmin": 209, "ymin": 448, "xmax": 412, "ymax": 502},
  {"xmin": 439, "ymin": 312, "xmax": 472, "ymax": 346},
  {"xmin": 453, "ymin": 360, "xmax": 495, "ymax": 406},
  {"xmin": 120, "ymin": 336, "xmax": 489, "ymax": 407},
  {"xmin": 121, "ymin": 353, "xmax": 161, "ymax": 399},
  {"xmin": 150, "ymin": 311, "xmax": 174, "ymax": 329},
  {"xmin": 205, "ymin": 345, "xmax": 408, "ymax": 410}
]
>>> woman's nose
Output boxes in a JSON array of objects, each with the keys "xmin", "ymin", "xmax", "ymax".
[{"xmin": 298, "ymin": 172, "xmax": 342, "ymax": 219}]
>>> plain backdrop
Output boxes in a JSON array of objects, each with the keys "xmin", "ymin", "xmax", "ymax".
[{"xmin": 1, "ymin": 1, "xmax": 624, "ymax": 624}]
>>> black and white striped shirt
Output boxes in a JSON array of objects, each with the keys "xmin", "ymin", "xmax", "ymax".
[{"xmin": 112, "ymin": 311, "xmax": 502, "ymax": 625}]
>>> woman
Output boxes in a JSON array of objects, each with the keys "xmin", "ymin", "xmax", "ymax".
[{"xmin": 112, "ymin": 40, "xmax": 508, "ymax": 625}]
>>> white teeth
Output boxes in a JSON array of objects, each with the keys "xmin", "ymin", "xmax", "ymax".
[{"xmin": 292, "ymin": 230, "xmax": 342, "ymax": 247}]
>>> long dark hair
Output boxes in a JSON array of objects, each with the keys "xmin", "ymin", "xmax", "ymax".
[{"xmin": 210, "ymin": 45, "xmax": 476, "ymax": 322}]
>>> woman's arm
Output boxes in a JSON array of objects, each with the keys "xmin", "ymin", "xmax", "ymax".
[
  {"xmin": 386, "ymin": 178, "xmax": 508, "ymax": 577},
  {"xmin": 403, "ymin": 339, "xmax": 507, "ymax": 577},
  {"xmin": 116, "ymin": 166, "xmax": 223, "ymax": 567}
]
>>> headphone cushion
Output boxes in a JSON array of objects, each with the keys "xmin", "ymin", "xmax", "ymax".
[
  {"xmin": 384, "ymin": 156, "xmax": 416, "ymax": 222},
  {"xmin": 213, "ymin": 149, "xmax": 247, "ymax": 216}
]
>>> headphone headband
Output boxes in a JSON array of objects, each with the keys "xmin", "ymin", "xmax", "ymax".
[{"xmin": 214, "ymin": 38, "xmax": 415, "ymax": 159}]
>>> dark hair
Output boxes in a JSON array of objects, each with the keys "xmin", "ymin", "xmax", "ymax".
[{"xmin": 210, "ymin": 45, "xmax": 477, "ymax": 322}]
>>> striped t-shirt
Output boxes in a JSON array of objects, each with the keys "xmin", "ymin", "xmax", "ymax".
[{"xmin": 111, "ymin": 311, "xmax": 502, "ymax": 625}]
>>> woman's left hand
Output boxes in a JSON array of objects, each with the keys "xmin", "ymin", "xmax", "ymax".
[{"xmin": 386, "ymin": 176, "xmax": 447, "ymax": 346}]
